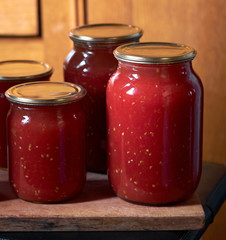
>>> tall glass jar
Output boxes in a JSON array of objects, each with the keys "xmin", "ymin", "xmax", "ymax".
[
  {"xmin": 0, "ymin": 60, "xmax": 53, "ymax": 169},
  {"xmin": 64, "ymin": 23, "xmax": 143, "ymax": 172},
  {"xmin": 5, "ymin": 81, "xmax": 86, "ymax": 203},
  {"xmin": 107, "ymin": 42, "xmax": 203, "ymax": 205}
]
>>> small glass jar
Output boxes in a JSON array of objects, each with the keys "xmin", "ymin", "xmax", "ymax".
[
  {"xmin": 64, "ymin": 23, "xmax": 143, "ymax": 172},
  {"xmin": 0, "ymin": 60, "xmax": 53, "ymax": 169},
  {"xmin": 5, "ymin": 81, "xmax": 86, "ymax": 203},
  {"xmin": 107, "ymin": 42, "xmax": 203, "ymax": 205}
]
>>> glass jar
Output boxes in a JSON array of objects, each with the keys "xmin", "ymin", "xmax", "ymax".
[
  {"xmin": 0, "ymin": 60, "xmax": 53, "ymax": 169},
  {"xmin": 5, "ymin": 81, "xmax": 86, "ymax": 203},
  {"xmin": 107, "ymin": 42, "xmax": 203, "ymax": 205},
  {"xmin": 64, "ymin": 23, "xmax": 143, "ymax": 172}
]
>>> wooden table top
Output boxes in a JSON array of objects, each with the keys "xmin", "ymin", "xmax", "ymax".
[{"xmin": 0, "ymin": 168, "xmax": 205, "ymax": 231}]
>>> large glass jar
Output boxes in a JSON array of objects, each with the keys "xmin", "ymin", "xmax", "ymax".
[
  {"xmin": 5, "ymin": 81, "xmax": 86, "ymax": 203},
  {"xmin": 0, "ymin": 60, "xmax": 53, "ymax": 169},
  {"xmin": 64, "ymin": 23, "xmax": 143, "ymax": 172},
  {"xmin": 107, "ymin": 42, "xmax": 203, "ymax": 205}
]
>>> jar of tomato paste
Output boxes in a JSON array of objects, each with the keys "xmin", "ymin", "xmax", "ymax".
[
  {"xmin": 107, "ymin": 42, "xmax": 203, "ymax": 204},
  {"xmin": 5, "ymin": 81, "xmax": 86, "ymax": 203},
  {"xmin": 0, "ymin": 60, "xmax": 53, "ymax": 169},
  {"xmin": 64, "ymin": 23, "xmax": 143, "ymax": 172}
]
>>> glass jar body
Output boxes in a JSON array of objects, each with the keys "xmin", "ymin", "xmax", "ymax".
[
  {"xmin": 7, "ymin": 101, "xmax": 86, "ymax": 203},
  {"xmin": 0, "ymin": 76, "xmax": 51, "ymax": 169},
  {"xmin": 64, "ymin": 43, "xmax": 126, "ymax": 172},
  {"xmin": 106, "ymin": 61, "xmax": 203, "ymax": 204}
]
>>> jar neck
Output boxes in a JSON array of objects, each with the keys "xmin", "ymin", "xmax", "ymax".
[
  {"xmin": 118, "ymin": 60, "xmax": 194, "ymax": 77},
  {"xmin": 10, "ymin": 100, "xmax": 83, "ymax": 112},
  {"xmin": 72, "ymin": 39, "xmax": 139, "ymax": 51}
]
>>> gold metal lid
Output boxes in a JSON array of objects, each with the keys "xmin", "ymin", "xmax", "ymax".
[
  {"xmin": 0, "ymin": 60, "xmax": 53, "ymax": 81},
  {"xmin": 69, "ymin": 23, "xmax": 143, "ymax": 44},
  {"xmin": 5, "ymin": 81, "xmax": 86, "ymax": 106},
  {"xmin": 114, "ymin": 42, "xmax": 197, "ymax": 64}
]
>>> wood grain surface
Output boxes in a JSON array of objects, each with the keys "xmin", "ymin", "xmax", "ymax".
[
  {"xmin": 0, "ymin": 0, "xmax": 39, "ymax": 36},
  {"xmin": 0, "ymin": 170, "xmax": 205, "ymax": 231}
]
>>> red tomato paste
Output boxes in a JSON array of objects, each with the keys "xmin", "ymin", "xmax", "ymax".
[
  {"xmin": 107, "ymin": 42, "xmax": 203, "ymax": 204},
  {"xmin": 0, "ymin": 60, "xmax": 52, "ymax": 168},
  {"xmin": 64, "ymin": 23, "xmax": 143, "ymax": 172},
  {"xmin": 6, "ymin": 82, "xmax": 86, "ymax": 203}
]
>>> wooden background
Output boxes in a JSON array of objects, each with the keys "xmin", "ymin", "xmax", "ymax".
[{"xmin": 0, "ymin": 0, "xmax": 225, "ymax": 239}]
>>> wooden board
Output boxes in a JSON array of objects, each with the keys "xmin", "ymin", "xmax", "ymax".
[{"xmin": 0, "ymin": 170, "xmax": 204, "ymax": 231}]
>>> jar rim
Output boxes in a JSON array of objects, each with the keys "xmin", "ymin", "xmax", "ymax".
[
  {"xmin": 114, "ymin": 42, "xmax": 197, "ymax": 64},
  {"xmin": 5, "ymin": 81, "xmax": 86, "ymax": 106},
  {"xmin": 0, "ymin": 60, "xmax": 53, "ymax": 81},
  {"xmin": 69, "ymin": 23, "xmax": 143, "ymax": 44}
]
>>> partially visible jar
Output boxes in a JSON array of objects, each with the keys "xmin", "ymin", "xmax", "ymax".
[
  {"xmin": 64, "ymin": 23, "xmax": 143, "ymax": 172},
  {"xmin": 0, "ymin": 60, "xmax": 53, "ymax": 169},
  {"xmin": 5, "ymin": 81, "xmax": 86, "ymax": 203},
  {"xmin": 107, "ymin": 42, "xmax": 203, "ymax": 205}
]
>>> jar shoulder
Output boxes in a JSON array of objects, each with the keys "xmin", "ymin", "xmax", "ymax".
[
  {"xmin": 8, "ymin": 104, "xmax": 84, "ymax": 125},
  {"xmin": 108, "ymin": 66, "xmax": 203, "ymax": 94},
  {"xmin": 64, "ymin": 47, "xmax": 118, "ymax": 74}
]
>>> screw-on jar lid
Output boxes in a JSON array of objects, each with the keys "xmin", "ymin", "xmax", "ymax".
[
  {"xmin": 0, "ymin": 60, "xmax": 53, "ymax": 81},
  {"xmin": 69, "ymin": 23, "xmax": 143, "ymax": 44},
  {"xmin": 5, "ymin": 81, "xmax": 86, "ymax": 106},
  {"xmin": 114, "ymin": 42, "xmax": 197, "ymax": 64}
]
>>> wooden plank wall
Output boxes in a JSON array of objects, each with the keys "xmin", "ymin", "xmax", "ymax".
[
  {"xmin": 0, "ymin": 0, "xmax": 39, "ymax": 36},
  {"xmin": 41, "ymin": 0, "xmax": 77, "ymax": 81},
  {"xmin": 0, "ymin": 0, "xmax": 77, "ymax": 82}
]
